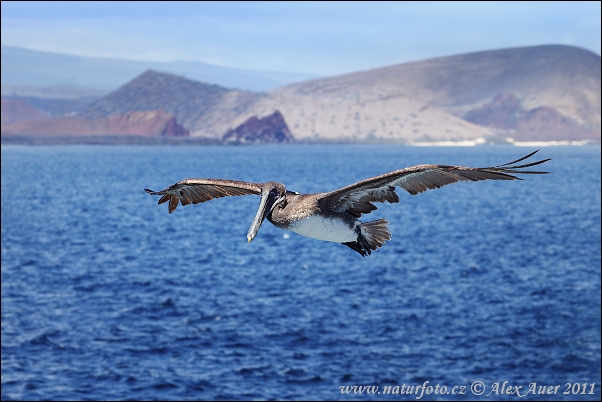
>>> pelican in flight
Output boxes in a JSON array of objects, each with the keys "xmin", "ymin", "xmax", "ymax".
[{"xmin": 145, "ymin": 150, "xmax": 550, "ymax": 256}]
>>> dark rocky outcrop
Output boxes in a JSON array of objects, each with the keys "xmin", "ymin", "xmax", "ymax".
[{"xmin": 222, "ymin": 111, "xmax": 294, "ymax": 143}]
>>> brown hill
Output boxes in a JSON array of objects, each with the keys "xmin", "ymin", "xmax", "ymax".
[
  {"xmin": 81, "ymin": 70, "xmax": 263, "ymax": 138},
  {"xmin": 269, "ymin": 44, "xmax": 600, "ymax": 141}
]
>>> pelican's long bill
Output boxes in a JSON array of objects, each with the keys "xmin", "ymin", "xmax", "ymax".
[{"xmin": 247, "ymin": 186, "xmax": 283, "ymax": 242}]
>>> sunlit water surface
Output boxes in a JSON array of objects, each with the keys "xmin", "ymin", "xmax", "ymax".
[{"xmin": 2, "ymin": 145, "xmax": 600, "ymax": 400}]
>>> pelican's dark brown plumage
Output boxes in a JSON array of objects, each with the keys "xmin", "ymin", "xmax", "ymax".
[{"xmin": 145, "ymin": 150, "xmax": 550, "ymax": 256}]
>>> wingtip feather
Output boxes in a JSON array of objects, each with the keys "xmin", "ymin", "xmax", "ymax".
[{"xmin": 496, "ymin": 150, "xmax": 540, "ymax": 167}]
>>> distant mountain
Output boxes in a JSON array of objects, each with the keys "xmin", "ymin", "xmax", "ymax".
[
  {"xmin": 1, "ymin": 84, "xmax": 107, "ymax": 100},
  {"xmin": 0, "ymin": 45, "xmax": 319, "ymax": 94},
  {"xmin": 1, "ymin": 99, "xmax": 49, "ymax": 124},
  {"xmin": 3, "ymin": 45, "xmax": 600, "ymax": 143},
  {"xmin": 1, "ymin": 95, "xmax": 100, "ymax": 117}
]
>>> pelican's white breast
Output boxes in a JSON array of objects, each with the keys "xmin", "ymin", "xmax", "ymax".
[{"xmin": 288, "ymin": 215, "xmax": 357, "ymax": 243}]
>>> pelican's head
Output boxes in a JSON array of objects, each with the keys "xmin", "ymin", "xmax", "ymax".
[{"xmin": 247, "ymin": 182, "xmax": 287, "ymax": 242}]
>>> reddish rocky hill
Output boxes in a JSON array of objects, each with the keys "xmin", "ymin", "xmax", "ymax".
[
  {"xmin": 1, "ymin": 99, "xmax": 49, "ymax": 124},
  {"xmin": 1, "ymin": 110, "xmax": 188, "ymax": 137}
]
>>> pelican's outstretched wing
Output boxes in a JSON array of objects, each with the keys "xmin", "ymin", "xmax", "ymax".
[
  {"xmin": 145, "ymin": 179, "xmax": 263, "ymax": 214},
  {"xmin": 320, "ymin": 150, "xmax": 551, "ymax": 218}
]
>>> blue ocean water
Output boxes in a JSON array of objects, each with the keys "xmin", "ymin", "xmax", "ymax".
[{"xmin": 1, "ymin": 145, "xmax": 600, "ymax": 400}]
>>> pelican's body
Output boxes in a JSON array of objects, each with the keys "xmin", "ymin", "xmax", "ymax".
[
  {"xmin": 269, "ymin": 194, "xmax": 357, "ymax": 242},
  {"xmin": 145, "ymin": 151, "xmax": 550, "ymax": 256}
]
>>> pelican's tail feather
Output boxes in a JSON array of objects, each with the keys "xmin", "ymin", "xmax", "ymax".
[{"xmin": 342, "ymin": 218, "xmax": 391, "ymax": 257}]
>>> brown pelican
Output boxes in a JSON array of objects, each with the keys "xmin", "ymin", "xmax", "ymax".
[{"xmin": 145, "ymin": 150, "xmax": 550, "ymax": 256}]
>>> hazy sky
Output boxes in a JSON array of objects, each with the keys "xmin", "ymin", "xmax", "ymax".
[{"xmin": 1, "ymin": 1, "xmax": 600, "ymax": 76}]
